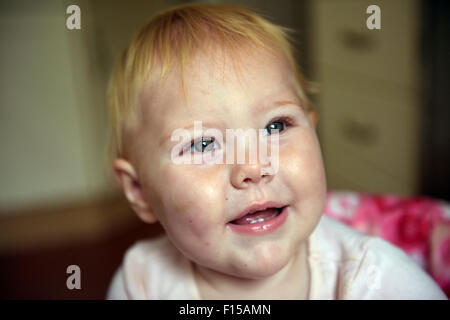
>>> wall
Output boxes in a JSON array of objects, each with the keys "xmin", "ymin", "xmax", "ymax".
[
  {"xmin": 0, "ymin": 1, "xmax": 98, "ymax": 212},
  {"xmin": 0, "ymin": 0, "xmax": 182, "ymax": 215}
]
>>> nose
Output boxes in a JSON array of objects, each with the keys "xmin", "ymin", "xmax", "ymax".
[
  {"xmin": 228, "ymin": 132, "xmax": 276, "ymax": 189},
  {"xmin": 230, "ymin": 162, "xmax": 273, "ymax": 189}
]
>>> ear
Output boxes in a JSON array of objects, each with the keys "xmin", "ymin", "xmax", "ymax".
[
  {"xmin": 307, "ymin": 109, "xmax": 319, "ymax": 128},
  {"xmin": 113, "ymin": 158, "xmax": 158, "ymax": 224}
]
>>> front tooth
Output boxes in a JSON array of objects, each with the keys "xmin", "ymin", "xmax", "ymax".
[{"xmin": 249, "ymin": 217, "xmax": 270, "ymax": 224}]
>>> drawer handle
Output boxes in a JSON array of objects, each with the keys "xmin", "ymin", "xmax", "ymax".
[
  {"xmin": 340, "ymin": 117, "xmax": 379, "ymax": 145},
  {"xmin": 340, "ymin": 29, "xmax": 376, "ymax": 52}
]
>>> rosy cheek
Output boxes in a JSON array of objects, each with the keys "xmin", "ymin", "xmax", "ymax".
[
  {"xmin": 279, "ymin": 146, "xmax": 306, "ymax": 179},
  {"xmin": 280, "ymin": 132, "xmax": 326, "ymax": 190},
  {"xmin": 161, "ymin": 164, "xmax": 226, "ymax": 238}
]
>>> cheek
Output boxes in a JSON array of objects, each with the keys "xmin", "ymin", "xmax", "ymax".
[
  {"xmin": 280, "ymin": 130, "xmax": 327, "ymax": 196},
  {"xmin": 282, "ymin": 131, "xmax": 321, "ymax": 172},
  {"xmin": 159, "ymin": 164, "xmax": 227, "ymax": 239}
]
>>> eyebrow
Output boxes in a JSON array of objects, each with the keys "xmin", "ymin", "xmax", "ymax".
[
  {"xmin": 159, "ymin": 100, "xmax": 304, "ymax": 147},
  {"xmin": 254, "ymin": 100, "xmax": 305, "ymax": 114}
]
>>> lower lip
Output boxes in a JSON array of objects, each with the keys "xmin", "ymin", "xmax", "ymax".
[{"xmin": 227, "ymin": 206, "xmax": 289, "ymax": 235}]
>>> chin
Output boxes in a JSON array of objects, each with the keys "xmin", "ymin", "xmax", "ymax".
[
  {"xmin": 228, "ymin": 248, "xmax": 291, "ymax": 280},
  {"xmin": 236, "ymin": 261, "xmax": 288, "ymax": 280}
]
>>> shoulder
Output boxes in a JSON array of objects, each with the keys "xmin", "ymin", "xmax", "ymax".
[
  {"xmin": 309, "ymin": 215, "xmax": 374, "ymax": 261},
  {"xmin": 106, "ymin": 236, "xmax": 198, "ymax": 299},
  {"xmin": 309, "ymin": 216, "xmax": 447, "ymax": 299},
  {"xmin": 351, "ymin": 237, "xmax": 447, "ymax": 299},
  {"xmin": 122, "ymin": 236, "xmax": 178, "ymax": 269}
]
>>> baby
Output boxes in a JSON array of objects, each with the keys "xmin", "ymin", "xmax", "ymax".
[{"xmin": 106, "ymin": 3, "xmax": 446, "ymax": 299}]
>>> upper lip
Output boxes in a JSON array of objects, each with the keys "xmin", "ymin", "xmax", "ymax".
[{"xmin": 229, "ymin": 201, "xmax": 287, "ymax": 223}]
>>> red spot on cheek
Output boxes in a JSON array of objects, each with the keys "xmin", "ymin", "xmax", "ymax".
[{"xmin": 204, "ymin": 242, "xmax": 210, "ymax": 246}]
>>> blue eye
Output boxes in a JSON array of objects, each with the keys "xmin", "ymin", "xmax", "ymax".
[
  {"xmin": 190, "ymin": 137, "xmax": 218, "ymax": 153},
  {"xmin": 264, "ymin": 120, "xmax": 287, "ymax": 135}
]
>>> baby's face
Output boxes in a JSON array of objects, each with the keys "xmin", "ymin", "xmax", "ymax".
[{"xmin": 123, "ymin": 48, "xmax": 327, "ymax": 279}]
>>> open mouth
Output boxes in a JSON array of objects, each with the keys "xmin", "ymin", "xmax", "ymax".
[{"xmin": 229, "ymin": 206, "xmax": 286, "ymax": 225}]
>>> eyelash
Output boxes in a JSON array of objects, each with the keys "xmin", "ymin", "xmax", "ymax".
[
  {"xmin": 181, "ymin": 116, "xmax": 294, "ymax": 155},
  {"xmin": 265, "ymin": 117, "xmax": 294, "ymax": 134}
]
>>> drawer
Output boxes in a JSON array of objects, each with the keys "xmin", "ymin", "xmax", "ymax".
[
  {"xmin": 323, "ymin": 141, "xmax": 418, "ymax": 195},
  {"xmin": 317, "ymin": 80, "xmax": 421, "ymax": 194},
  {"xmin": 310, "ymin": 0, "xmax": 421, "ymax": 87}
]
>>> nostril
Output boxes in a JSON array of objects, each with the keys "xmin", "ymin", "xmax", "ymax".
[{"xmin": 243, "ymin": 178, "xmax": 251, "ymax": 184}]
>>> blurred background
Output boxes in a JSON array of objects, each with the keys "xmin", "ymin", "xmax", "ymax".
[{"xmin": 0, "ymin": 0, "xmax": 448, "ymax": 299}]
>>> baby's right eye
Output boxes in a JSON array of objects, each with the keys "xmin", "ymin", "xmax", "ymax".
[{"xmin": 190, "ymin": 137, "xmax": 218, "ymax": 153}]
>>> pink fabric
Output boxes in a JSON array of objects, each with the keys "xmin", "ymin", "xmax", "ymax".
[{"xmin": 324, "ymin": 190, "xmax": 450, "ymax": 298}]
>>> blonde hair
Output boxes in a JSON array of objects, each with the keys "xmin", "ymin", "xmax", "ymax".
[{"xmin": 107, "ymin": 2, "xmax": 313, "ymax": 157}]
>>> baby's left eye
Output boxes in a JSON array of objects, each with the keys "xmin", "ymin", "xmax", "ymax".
[{"xmin": 264, "ymin": 120, "xmax": 287, "ymax": 135}]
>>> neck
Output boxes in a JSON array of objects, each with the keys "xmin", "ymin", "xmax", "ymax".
[{"xmin": 193, "ymin": 241, "xmax": 309, "ymax": 299}]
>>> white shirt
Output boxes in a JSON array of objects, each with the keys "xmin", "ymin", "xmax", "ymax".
[{"xmin": 106, "ymin": 215, "xmax": 447, "ymax": 299}]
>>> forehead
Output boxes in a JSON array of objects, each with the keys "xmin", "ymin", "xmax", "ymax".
[{"xmin": 138, "ymin": 46, "xmax": 299, "ymax": 132}]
